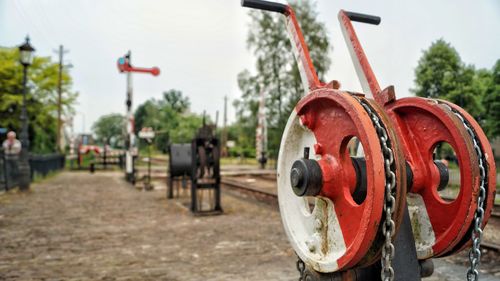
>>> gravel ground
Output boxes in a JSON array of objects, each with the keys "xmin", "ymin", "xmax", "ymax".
[
  {"xmin": 0, "ymin": 171, "xmax": 297, "ymax": 281},
  {"xmin": 0, "ymin": 171, "xmax": 498, "ymax": 281}
]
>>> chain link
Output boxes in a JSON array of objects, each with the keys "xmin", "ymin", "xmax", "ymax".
[
  {"xmin": 441, "ymin": 104, "xmax": 488, "ymax": 281},
  {"xmin": 353, "ymin": 96, "xmax": 397, "ymax": 281},
  {"xmin": 297, "ymin": 258, "xmax": 306, "ymax": 281}
]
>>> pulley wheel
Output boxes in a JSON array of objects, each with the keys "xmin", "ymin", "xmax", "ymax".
[
  {"xmin": 385, "ymin": 97, "xmax": 485, "ymax": 258},
  {"xmin": 436, "ymin": 100, "xmax": 497, "ymax": 256},
  {"xmin": 277, "ymin": 89, "xmax": 406, "ymax": 273}
]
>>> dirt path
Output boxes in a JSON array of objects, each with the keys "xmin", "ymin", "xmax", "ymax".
[{"xmin": 0, "ymin": 171, "xmax": 296, "ymax": 281}]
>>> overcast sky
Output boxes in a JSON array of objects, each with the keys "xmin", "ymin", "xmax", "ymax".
[{"xmin": 1, "ymin": 0, "xmax": 499, "ymax": 134}]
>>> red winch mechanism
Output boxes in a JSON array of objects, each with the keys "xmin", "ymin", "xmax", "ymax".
[{"xmin": 242, "ymin": 1, "xmax": 496, "ymax": 280}]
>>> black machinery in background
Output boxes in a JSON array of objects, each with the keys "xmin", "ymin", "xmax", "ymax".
[
  {"xmin": 191, "ymin": 120, "xmax": 222, "ymax": 214},
  {"xmin": 167, "ymin": 117, "xmax": 222, "ymax": 215},
  {"xmin": 167, "ymin": 143, "xmax": 191, "ymax": 199}
]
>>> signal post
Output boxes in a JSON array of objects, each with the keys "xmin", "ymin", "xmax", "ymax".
[{"xmin": 117, "ymin": 51, "xmax": 160, "ymax": 183}]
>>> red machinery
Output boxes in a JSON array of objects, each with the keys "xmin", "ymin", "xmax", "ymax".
[
  {"xmin": 117, "ymin": 51, "xmax": 160, "ymax": 183},
  {"xmin": 242, "ymin": 1, "xmax": 496, "ymax": 281}
]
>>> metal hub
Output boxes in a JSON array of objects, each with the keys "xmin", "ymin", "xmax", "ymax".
[{"xmin": 290, "ymin": 158, "xmax": 323, "ymax": 197}]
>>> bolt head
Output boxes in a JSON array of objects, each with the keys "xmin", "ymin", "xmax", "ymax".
[
  {"xmin": 291, "ymin": 167, "xmax": 302, "ymax": 188},
  {"xmin": 305, "ymin": 240, "xmax": 316, "ymax": 252}
]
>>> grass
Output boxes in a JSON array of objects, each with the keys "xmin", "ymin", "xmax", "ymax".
[
  {"xmin": 32, "ymin": 170, "xmax": 60, "ymax": 183},
  {"xmin": 220, "ymin": 157, "xmax": 277, "ymax": 168},
  {"xmin": 220, "ymin": 157, "xmax": 258, "ymax": 165}
]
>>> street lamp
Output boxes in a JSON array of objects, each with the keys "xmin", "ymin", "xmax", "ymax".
[{"xmin": 18, "ymin": 36, "xmax": 35, "ymax": 191}]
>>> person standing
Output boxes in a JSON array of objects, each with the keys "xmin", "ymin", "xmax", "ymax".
[{"xmin": 2, "ymin": 131, "xmax": 22, "ymax": 188}]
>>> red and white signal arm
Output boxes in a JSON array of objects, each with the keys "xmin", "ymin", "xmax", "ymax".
[{"xmin": 138, "ymin": 127, "xmax": 155, "ymax": 139}]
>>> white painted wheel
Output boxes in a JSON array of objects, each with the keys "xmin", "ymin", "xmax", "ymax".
[
  {"xmin": 277, "ymin": 110, "xmax": 346, "ymax": 273},
  {"xmin": 276, "ymin": 90, "xmax": 407, "ymax": 273}
]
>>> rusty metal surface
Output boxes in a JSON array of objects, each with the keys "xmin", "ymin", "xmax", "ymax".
[
  {"xmin": 354, "ymin": 98, "xmax": 407, "ymax": 268},
  {"xmin": 290, "ymin": 89, "xmax": 390, "ymax": 270},
  {"xmin": 334, "ymin": 0, "xmax": 496, "ymax": 262},
  {"xmin": 385, "ymin": 97, "xmax": 480, "ymax": 258},
  {"xmin": 436, "ymin": 101, "xmax": 497, "ymax": 260},
  {"xmin": 438, "ymin": 101, "xmax": 497, "ymax": 235},
  {"xmin": 338, "ymin": 10, "xmax": 381, "ymax": 100}
]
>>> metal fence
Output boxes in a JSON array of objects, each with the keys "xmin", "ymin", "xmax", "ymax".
[
  {"xmin": 0, "ymin": 151, "xmax": 7, "ymax": 190},
  {"xmin": 30, "ymin": 153, "xmax": 65, "ymax": 180},
  {"xmin": 0, "ymin": 151, "xmax": 65, "ymax": 191},
  {"xmin": 0, "ymin": 151, "xmax": 19, "ymax": 191}
]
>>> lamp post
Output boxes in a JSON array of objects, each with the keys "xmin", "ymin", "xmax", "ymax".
[{"xmin": 18, "ymin": 36, "xmax": 35, "ymax": 191}]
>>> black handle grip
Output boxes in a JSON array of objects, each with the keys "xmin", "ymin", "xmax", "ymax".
[
  {"xmin": 241, "ymin": 0, "xmax": 288, "ymax": 14},
  {"xmin": 345, "ymin": 11, "xmax": 381, "ymax": 25}
]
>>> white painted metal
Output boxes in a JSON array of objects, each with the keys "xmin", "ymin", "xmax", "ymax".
[
  {"xmin": 126, "ymin": 71, "xmax": 135, "ymax": 175},
  {"xmin": 138, "ymin": 130, "xmax": 155, "ymax": 139},
  {"xmin": 286, "ymin": 18, "xmax": 311, "ymax": 97},
  {"xmin": 277, "ymin": 110, "xmax": 347, "ymax": 273},
  {"xmin": 407, "ymin": 193, "xmax": 436, "ymax": 259},
  {"xmin": 338, "ymin": 13, "xmax": 374, "ymax": 100}
]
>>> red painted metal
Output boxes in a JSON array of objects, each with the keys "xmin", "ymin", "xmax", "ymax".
[
  {"xmin": 296, "ymin": 90, "xmax": 384, "ymax": 269},
  {"xmin": 338, "ymin": 10, "xmax": 382, "ymax": 100},
  {"xmin": 283, "ymin": 7, "xmax": 322, "ymax": 90},
  {"xmin": 436, "ymin": 100, "xmax": 497, "ymax": 255},
  {"xmin": 295, "ymin": 90, "xmax": 406, "ymax": 269},
  {"xmin": 385, "ymin": 98, "xmax": 479, "ymax": 256},
  {"xmin": 338, "ymin": 8, "xmax": 497, "ymax": 258},
  {"xmin": 117, "ymin": 58, "xmax": 160, "ymax": 76}
]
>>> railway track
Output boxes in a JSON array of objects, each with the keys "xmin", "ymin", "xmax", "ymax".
[
  {"xmin": 222, "ymin": 174, "xmax": 500, "ymax": 252},
  {"xmin": 441, "ymin": 195, "xmax": 500, "ymax": 219},
  {"xmin": 221, "ymin": 178, "xmax": 278, "ymax": 207},
  {"xmin": 482, "ymin": 241, "xmax": 500, "ymax": 252}
]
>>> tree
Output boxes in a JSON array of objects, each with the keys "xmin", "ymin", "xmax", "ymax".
[
  {"xmin": 135, "ymin": 99, "xmax": 163, "ymax": 136},
  {"xmin": 133, "ymin": 89, "xmax": 204, "ymax": 152},
  {"xmin": 169, "ymin": 114, "xmax": 203, "ymax": 144},
  {"xmin": 482, "ymin": 60, "xmax": 500, "ymax": 138},
  {"xmin": 162, "ymin": 89, "xmax": 190, "ymax": 113},
  {"xmin": 91, "ymin": 113, "xmax": 125, "ymax": 147},
  {"xmin": 412, "ymin": 39, "xmax": 484, "ymax": 118},
  {"xmin": 236, "ymin": 0, "xmax": 331, "ymax": 159},
  {"xmin": 413, "ymin": 39, "xmax": 461, "ymax": 99},
  {"xmin": 0, "ymin": 47, "xmax": 78, "ymax": 153}
]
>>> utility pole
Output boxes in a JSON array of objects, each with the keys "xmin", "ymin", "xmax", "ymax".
[
  {"xmin": 55, "ymin": 45, "xmax": 69, "ymax": 153},
  {"xmin": 221, "ymin": 96, "xmax": 228, "ymax": 157}
]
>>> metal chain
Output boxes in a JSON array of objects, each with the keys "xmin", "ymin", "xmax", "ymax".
[
  {"xmin": 297, "ymin": 258, "xmax": 306, "ymax": 281},
  {"xmin": 353, "ymin": 96, "xmax": 397, "ymax": 281},
  {"xmin": 441, "ymin": 104, "xmax": 488, "ymax": 281}
]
